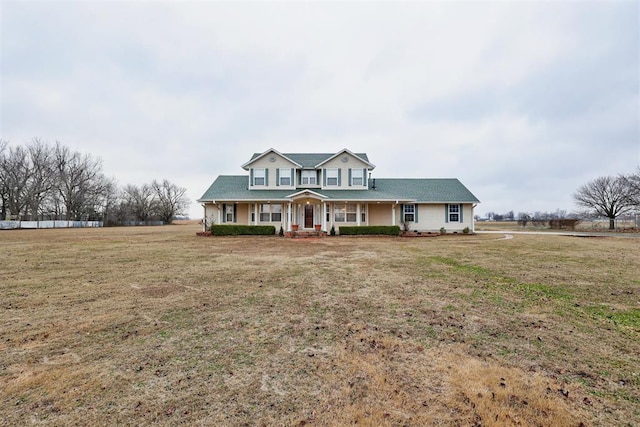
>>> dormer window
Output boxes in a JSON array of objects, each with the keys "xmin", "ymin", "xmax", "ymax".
[
  {"xmin": 301, "ymin": 170, "xmax": 316, "ymax": 185},
  {"xmin": 253, "ymin": 168, "xmax": 266, "ymax": 186},
  {"xmin": 326, "ymin": 168, "xmax": 339, "ymax": 186}
]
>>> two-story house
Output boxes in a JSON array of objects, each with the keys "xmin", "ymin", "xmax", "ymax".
[{"xmin": 198, "ymin": 148, "xmax": 480, "ymax": 233}]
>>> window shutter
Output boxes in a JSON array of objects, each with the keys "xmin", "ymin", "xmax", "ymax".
[
  {"xmin": 445, "ymin": 204, "xmax": 449, "ymax": 223},
  {"xmin": 222, "ymin": 203, "xmax": 226, "ymax": 223},
  {"xmin": 400, "ymin": 204, "xmax": 404, "ymax": 222},
  {"xmin": 276, "ymin": 169, "xmax": 280, "ymax": 187},
  {"xmin": 338, "ymin": 169, "xmax": 342, "ymax": 186},
  {"xmin": 323, "ymin": 169, "xmax": 327, "ymax": 186},
  {"xmin": 291, "ymin": 169, "xmax": 295, "ymax": 186},
  {"xmin": 250, "ymin": 170, "xmax": 254, "ymax": 187},
  {"xmin": 414, "ymin": 205, "xmax": 419, "ymax": 223},
  {"xmin": 459, "ymin": 205, "xmax": 463, "ymax": 223},
  {"xmin": 348, "ymin": 169, "xmax": 352, "ymax": 186},
  {"xmin": 233, "ymin": 204, "xmax": 237, "ymax": 223},
  {"xmin": 363, "ymin": 168, "xmax": 367, "ymax": 186},
  {"xmin": 265, "ymin": 169, "xmax": 269, "ymax": 186}
]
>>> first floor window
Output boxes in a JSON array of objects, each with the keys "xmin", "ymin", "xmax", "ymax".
[
  {"xmin": 271, "ymin": 204, "xmax": 282, "ymax": 222},
  {"xmin": 225, "ymin": 204, "xmax": 235, "ymax": 222},
  {"xmin": 346, "ymin": 204, "xmax": 357, "ymax": 222},
  {"xmin": 449, "ymin": 204, "xmax": 460, "ymax": 222},
  {"xmin": 403, "ymin": 204, "xmax": 415, "ymax": 222},
  {"xmin": 253, "ymin": 168, "xmax": 265, "ymax": 186},
  {"xmin": 326, "ymin": 168, "xmax": 338, "ymax": 186},
  {"xmin": 334, "ymin": 204, "xmax": 358, "ymax": 222},
  {"xmin": 260, "ymin": 204, "xmax": 282, "ymax": 222}
]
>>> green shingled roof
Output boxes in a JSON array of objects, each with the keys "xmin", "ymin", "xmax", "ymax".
[{"xmin": 198, "ymin": 176, "xmax": 479, "ymax": 203}]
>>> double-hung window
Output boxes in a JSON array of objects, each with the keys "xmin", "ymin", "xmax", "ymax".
[
  {"xmin": 403, "ymin": 204, "xmax": 415, "ymax": 222},
  {"xmin": 279, "ymin": 168, "xmax": 291, "ymax": 186},
  {"xmin": 253, "ymin": 168, "xmax": 266, "ymax": 186},
  {"xmin": 260, "ymin": 204, "xmax": 282, "ymax": 222},
  {"xmin": 302, "ymin": 170, "xmax": 316, "ymax": 185},
  {"xmin": 326, "ymin": 168, "xmax": 339, "ymax": 186},
  {"xmin": 449, "ymin": 204, "xmax": 460, "ymax": 222},
  {"xmin": 351, "ymin": 169, "xmax": 364, "ymax": 186},
  {"xmin": 334, "ymin": 204, "xmax": 357, "ymax": 222},
  {"xmin": 346, "ymin": 204, "xmax": 357, "ymax": 222},
  {"xmin": 225, "ymin": 204, "xmax": 235, "ymax": 222},
  {"xmin": 271, "ymin": 204, "xmax": 282, "ymax": 222}
]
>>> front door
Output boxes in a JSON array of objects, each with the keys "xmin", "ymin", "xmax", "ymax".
[{"xmin": 304, "ymin": 205, "xmax": 314, "ymax": 228}]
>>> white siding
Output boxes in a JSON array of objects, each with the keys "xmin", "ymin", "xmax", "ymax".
[
  {"xmin": 321, "ymin": 154, "xmax": 369, "ymax": 190},
  {"xmin": 248, "ymin": 154, "xmax": 297, "ymax": 190}
]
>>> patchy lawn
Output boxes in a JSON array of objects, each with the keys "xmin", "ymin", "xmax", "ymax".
[{"xmin": 1, "ymin": 225, "xmax": 638, "ymax": 426}]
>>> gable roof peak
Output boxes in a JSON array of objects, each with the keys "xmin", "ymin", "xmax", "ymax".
[{"xmin": 241, "ymin": 148, "xmax": 302, "ymax": 170}]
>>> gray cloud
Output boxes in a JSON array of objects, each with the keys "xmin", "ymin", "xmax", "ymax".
[{"xmin": 1, "ymin": 1, "xmax": 638, "ymax": 218}]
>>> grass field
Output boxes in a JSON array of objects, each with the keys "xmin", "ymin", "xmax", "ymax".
[
  {"xmin": 1, "ymin": 224, "xmax": 639, "ymax": 426},
  {"xmin": 475, "ymin": 220, "xmax": 638, "ymax": 232}
]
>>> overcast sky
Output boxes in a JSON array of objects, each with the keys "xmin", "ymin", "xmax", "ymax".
[{"xmin": 1, "ymin": 1, "xmax": 638, "ymax": 219}]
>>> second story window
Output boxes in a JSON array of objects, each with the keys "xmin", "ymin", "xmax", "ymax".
[
  {"xmin": 253, "ymin": 168, "xmax": 265, "ymax": 186},
  {"xmin": 279, "ymin": 168, "xmax": 291, "ymax": 186},
  {"xmin": 326, "ymin": 168, "xmax": 339, "ymax": 186},
  {"xmin": 301, "ymin": 170, "xmax": 316, "ymax": 185},
  {"xmin": 351, "ymin": 168, "xmax": 364, "ymax": 186}
]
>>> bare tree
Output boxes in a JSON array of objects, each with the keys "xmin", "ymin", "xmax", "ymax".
[
  {"xmin": 53, "ymin": 142, "xmax": 111, "ymax": 220},
  {"xmin": 0, "ymin": 144, "xmax": 31, "ymax": 220},
  {"xmin": 121, "ymin": 184, "xmax": 156, "ymax": 221},
  {"xmin": 25, "ymin": 139, "xmax": 56, "ymax": 220},
  {"xmin": 622, "ymin": 168, "xmax": 640, "ymax": 209},
  {"xmin": 573, "ymin": 175, "xmax": 635, "ymax": 230},
  {"xmin": 0, "ymin": 140, "xmax": 8, "ymax": 219},
  {"xmin": 151, "ymin": 179, "xmax": 190, "ymax": 224}
]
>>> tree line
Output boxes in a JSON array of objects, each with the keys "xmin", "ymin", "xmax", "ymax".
[
  {"xmin": 480, "ymin": 171, "xmax": 640, "ymax": 230},
  {"xmin": 0, "ymin": 139, "xmax": 189, "ymax": 224}
]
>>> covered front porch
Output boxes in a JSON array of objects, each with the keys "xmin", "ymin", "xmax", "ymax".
[{"xmin": 202, "ymin": 191, "xmax": 403, "ymax": 233}]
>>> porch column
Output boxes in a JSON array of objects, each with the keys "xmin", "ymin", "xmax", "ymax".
[
  {"xmin": 255, "ymin": 203, "xmax": 259, "ymax": 225},
  {"xmin": 287, "ymin": 203, "xmax": 292, "ymax": 231},
  {"xmin": 217, "ymin": 204, "xmax": 222, "ymax": 224},
  {"xmin": 391, "ymin": 204, "xmax": 396, "ymax": 226},
  {"xmin": 322, "ymin": 202, "xmax": 327, "ymax": 231},
  {"xmin": 356, "ymin": 204, "xmax": 361, "ymax": 226}
]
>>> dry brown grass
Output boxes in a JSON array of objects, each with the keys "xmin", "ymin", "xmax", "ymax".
[{"xmin": 1, "ymin": 225, "xmax": 639, "ymax": 426}]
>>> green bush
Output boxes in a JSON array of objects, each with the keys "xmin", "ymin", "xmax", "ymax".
[
  {"xmin": 463, "ymin": 227, "xmax": 470, "ymax": 234},
  {"xmin": 338, "ymin": 225, "xmax": 401, "ymax": 236},
  {"xmin": 440, "ymin": 227, "xmax": 446, "ymax": 235},
  {"xmin": 210, "ymin": 225, "xmax": 276, "ymax": 236}
]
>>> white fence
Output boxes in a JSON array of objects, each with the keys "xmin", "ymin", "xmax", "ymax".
[{"xmin": 0, "ymin": 220, "xmax": 104, "ymax": 230}]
